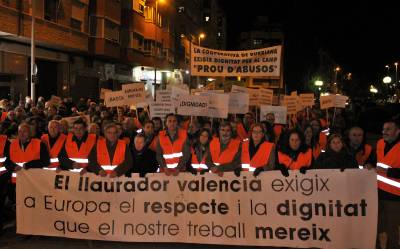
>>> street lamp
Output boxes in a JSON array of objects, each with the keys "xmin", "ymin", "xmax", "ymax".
[
  {"xmin": 370, "ymin": 85, "xmax": 378, "ymax": 94},
  {"xmin": 395, "ymin": 62, "xmax": 398, "ymax": 84},
  {"xmin": 198, "ymin": 33, "xmax": 205, "ymax": 46},
  {"xmin": 314, "ymin": 80, "xmax": 323, "ymax": 86},
  {"xmin": 383, "ymin": 76, "xmax": 392, "ymax": 84}
]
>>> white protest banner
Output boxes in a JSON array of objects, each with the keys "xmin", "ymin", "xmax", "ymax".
[
  {"xmin": 100, "ymin": 88, "xmax": 112, "ymax": 100},
  {"xmin": 156, "ymin": 90, "xmax": 172, "ymax": 104},
  {"xmin": 228, "ymin": 92, "xmax": 249, "ymax": 114},
  {"xmin": 333, "ymin": 95, "xmax": 348, "ymax": 108},
  {"xmin": 248, "ymin": 88, "xmax": 260, "ymax": 106},
  {"xmin": 122, "ymin": 83, "xmax": 145, "ymax": 105},
  {"xmin": 299, "ymin": 93, "xmax": 315, "ymax": 107},
  {"xmin": 177, "ymin": 94, "xmax": 209, "ymax": 117},
  {"xmin": 104, "ymin": 91, "xmax": 126, "ymax": 107},
  {"xmin": 320, "ymin": 95, "xmax": 334, "ymax": 109},
  {"xmin": 17, "ymin": 169, "xmax": 377, "ymax": 249},
  {"xmin": 283, "ymin": 95, "xmax": 298, "ymax": 115},
  {"xmin": 260, "ymin": 105, "xmax": 287, "ymax": 124},
  {"xmin": 62, "ymin": 115, "xmax": 91, "ymax": 131},
  {"xmin": 149, "ymin": 102, "xmax": 174, "ymax": 120},
  {"xmin": 198, "ymin": 92, "xmax": 229, "ymax": 118},
  {"xmin": 259, "ymin": 88, "xmax": 274, "ymax": 106},
  {"xmin": 172, "ymin": 86, "xmax": 190, "ymax": 108},
  {"xmin": 191, "ymin": 44, "xmax": 281, "ymax": 77},
  {"xmin": 231, "ymin": 85, "xmax": 248, "ymax": 94}
]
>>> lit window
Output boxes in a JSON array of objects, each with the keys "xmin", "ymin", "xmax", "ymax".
[
  {"xmin": 205, "ymin": 16, "xmax": 210, "ymax": 22},
  {"xmin": 178, "ymin": 6, "xmax": 184, "ymax": 13},
  {"xmin": 218, "ymin": 32, "xmax": 221, "ymax": 37}
]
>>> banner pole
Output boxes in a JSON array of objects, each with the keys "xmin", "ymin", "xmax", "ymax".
[
  {"xmin": 326, "ymin": 109, "xmax": 329, "ymax": 128},
  {"xmin": 332, "ymin": 107, "xmax": 337, "ymax": 128}
]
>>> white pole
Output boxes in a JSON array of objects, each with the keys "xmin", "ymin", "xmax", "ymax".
[{"xmin": 30, "ymin": 0, "xmax": 36, "ymax": 104}]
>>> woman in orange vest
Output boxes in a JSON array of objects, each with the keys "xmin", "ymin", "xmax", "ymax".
[
  {"xmin": 241, "ymin": 123, "xmax": 275, "ymax": 176},
  {"xmin": 58, "ymin": 118, "xmax": 96, "ymax": 173},
  {"xmin": 88, "ymin": 123, "xmax": 132, "ymax": 177},
  {"xmin": 313, "ymin": 134, "xmax": 358, "ymax": 171},
  {"xmin": 277, "ymin": 129, "xmax": 312, "ymax": 176},
  {"xmin": 0, "ymin": 134, "xmax": 9, "ymax": 177},
  {"xmin": 190, "ymin": 128, "xmax": 213, "ymax": 174},
  {"xmin": 209, "ymin": 122, "xmax": 242, "ymax": 176},
  {"xmin": 41, "ymin": 120, "xmax": 67, "ymax": 170}
]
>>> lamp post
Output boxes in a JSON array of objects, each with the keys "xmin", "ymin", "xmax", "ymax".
[
  {"xmin": 333, "ymin": 67, "xmax": 340, "ymax": 93},
  {"xmin": 197, "ymin": 33, "xmax": 205, "ymax": 87},
  {"xmin": 30, "ymin": 0, "xmax": 36, "ymax": 104},
  {"xmin": 395, "ymin": 62, "xmax": 398, "ymax": 85}
]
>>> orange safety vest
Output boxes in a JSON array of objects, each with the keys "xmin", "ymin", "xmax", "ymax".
[
  {"xmin": 376, "ymin": 139, "xmax": 400, "ymax": 196},
  {"xmin": 210, "ymin": 138, "xmax": 241, "ymax": 166},
  {"xmin": 0, "ymin": 112, "xmax": 7, "ymax": 122},
  {"xmin": 158, "ymin": 129, "xmax": 187, "ymax": 169},
  {"xmin": 236, "ymin": 123, "xmax": 249, "ymax": 140},
  {"xmin": 9, "ymin": 138, "xmax": 41, "ymax": 184},
  {"xmin": 355, "ymin": 144, "xmax": 372, "ymax": 166},
  {"xmin": 241, "ymin": 140, "xmax": 273, "ymax": 171},
  {"xmin": 313, "ymin": 132, "xmax": 328, "ymax": 159},
  {"xmin": 41, "ymin": 134, "xmax": 67, "ymax": 169},
  {"xmin": 191, "ymin": 147, "xmax": 208, "ymax": 171},
  {"xmin": 278, "ymin": 148, "xmax": 312, "ymax": 170},
  {"xmin": 0, "ymin": 135, "xmax": 7, "ymax": 176},
  {"xmin": 122, "ymin": 137, "xmax": 130, "ymax": 145},
  {"xmin": 65, "ymin": 133, "xmax": 96, "ymax": 171},
  {"xmin": 96, "ymin": 138, "xmax": 126, "ymax": 174}
]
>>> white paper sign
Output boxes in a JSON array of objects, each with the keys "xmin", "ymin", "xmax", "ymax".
[
  {"xmin": 283, "ymin": 95, "xmax": 298, "ymax": 115},
  {"xmin": 260, "ymin": 105, "xmax": 287, "ymax": 124},
  {"xmin": 228, "ymin": 92, "xmax": 249, "ymax": 114},
  {"xmin": 199, "ymin": 92, "xmax": 229, "ymax": 118},
  {"xmin": 172, "ymin": 86, "xmax": 190, "ymax": 107},
  {"xmin": 122, "ymin": 83, "xmax": 145, "ymax": 105},
  {"xmin": 156, "ymin": 90, "xmax": 172, "ymax": 104},
  {"xmin": 231, "ymin": 85, "xmax": 248, "ymax": 94},
  {"xmin": 259, "ymin": 88, "xmax": 274, "ymax": 106},
  {"xmin": 334, "ymin": 95, "xmax": 348, "ymax": 108},
  {"xmin": 149, "ymin": 101, "xmax": 174, "ymax": 119},
  {"xmin": 177, "ymin": 94, "xmax": 209, "ymax": 117},
  {"xmin": 104, "ymin": 91, "xmax": 126, "ymax": 107},
  {"xmin": 248, "ymin": 88, "xmax": 260, "ymax": 106},
  {"xmin": 299, "ymin": 93, "xmax": 315, "ymax": 107},
  {"xmin": 320, "ymin": 95, "xmax": 348, "ymax": 109}
]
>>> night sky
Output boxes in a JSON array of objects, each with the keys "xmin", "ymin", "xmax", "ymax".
[{"xmin": 219, "ymin": 0, "xmax": 400, "ymax": 91}]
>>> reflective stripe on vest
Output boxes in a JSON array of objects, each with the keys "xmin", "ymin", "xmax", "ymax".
[
  {"xmin": 163, "ymin": 152, "xmax": 183, "ymax": 159},
  {"xmin": 377, "ymin": 175, "xmax": 400, "ymax": 189},
  {"xmin": 0, "ymin": 166, "xmax": 6, "ymax": 173},
  {"xmin": 159, "ymin": 129, "xmax": 187, "ymax": 169},
  {"xmin": 376, "ymin": 139, "xmax": 400, "ymax": 196},
  {"xmin": 43, "ymin": 167, "xmax": 57, "ymax": 171},
  {"xmin": 0, "ymin": 157, "xmax": 5, "ymax": 163},
  {"xmin": 50, "ymin": 158, "xmax": 59, "ymax": 163},
  {"xmin": 101, "ymin": 165, "xmax": 117, "ymax": 171},
  {"xmin": 241, "ymin": 163, "xmax": 255, "ymax": 172},
  {"xmin": 65, "ymin": 133, "xmax": 96, "ymax": 167},
  {"xmin": 166, "ymin": 163, "xmax": 179, "ymax": 169},
  {"xmin": 69, "ymin": 158, "xmax": 89, "ymax": 164},
  {"xmin": 70, "ymin": 168, "xmax": 83, "ymax": 173},
  {"xmin": 191, "ymin": 164, "xmax": 208, "ymax": 169}
]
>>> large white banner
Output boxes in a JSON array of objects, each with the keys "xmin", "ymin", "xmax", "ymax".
[
  {"xmin": 191, "ymin": 44, "xmax": 282, "ymax": 77},
  {"xmin": 177, "ymin": 94, "xmax": 209, "ymax": 117},
  {"xmin": 17, "ymin": 170, "xmax": 377, "ymax": 249}
]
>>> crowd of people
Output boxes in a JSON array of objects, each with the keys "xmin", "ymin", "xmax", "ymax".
[{"xmin": 0, "ymin": 95, "xmax": 399, "ymax": 249}]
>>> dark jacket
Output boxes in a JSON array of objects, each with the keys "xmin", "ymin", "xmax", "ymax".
[
  {"xmin": 126, "ymin": 147, "xmax": 159, "ymax": 177},
  {"xmin": 313, "ymin": 149, "xmax": 358, "ymax": 171}
]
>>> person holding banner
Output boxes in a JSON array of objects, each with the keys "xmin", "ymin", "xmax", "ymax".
[
  {"xmin": 375, "ymin": 119, "xmax": 400, "ymax": 249},
  {"xmin": 58, "ymin": 118, "xmax": 96, "ymax": 174},
  {"xmin": 236, "ymin": 112, "xmax": 255, "ymax": 140},
  {"xmin": 241, "ymin": 123, "xmax": 275, "ymax": 176},
  {"xmin": 41, "ymin": 120, "xmax": 67, "ymax": 171},
  {"xmin": 209, "ymin": 122, "xmax": 242, "ymax": 176},
  {"xmin": 313, "ymin": 134, "xmax": 358, "ymax": 171},
  {"xmin": 126, "ymin": 133, "xmax": 158, "ymax": 177},
  {"xmin": 0, "ymin": 134, "xmax": 10, "ymax": 235},
  {"xmin": 346, "ymin": 126, "xmax": 375, "ymax": 169},
  {"xmin": 4, "ymin": 122, "xmax": 50, "ymax": 185},
  {"xmin": 190, "ymin": 128, "xmax": 213, "ymax": 174},
  {"xmin": 87, "ymin": 123, "xmax": 132, "ymax": 177},
  {"xmin": 277, "ymin": 129, "xmax": 312, "ymax": 176},
  {"xmin": 156, "ymin": 113, "xmax": 191, "ymax": 176}
]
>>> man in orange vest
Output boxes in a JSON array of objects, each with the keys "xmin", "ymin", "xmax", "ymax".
[
  {"xmin": 41, "ymin": 120, "xmax": 67, "ymax": 171},
  {"xmin": 156, "ymin": 113, "xmax": 191, "ymax": 176},
  {"xmin": 58, "ymin": 118, "xmax": 96, "ymax": 174},
  {"xmin": 376, "ymin": 119, "xmax": 400, "ymax": 249},
  {"xmin": 0, "ymin": 134, "xmax": 10, "ymax": 234},
  {"xmin": 88, "ymin": 123, "xmax": 132, "ymax": 177},
  {"xmin": 236, "ymin": 112, "xmax": 255, "ymax": 140},
  {"xmin": 209, "ymin": 122, "xmax": 242, "ymax": 176},
  {"xmin": 347, "ymin": 126, "xmax": 375, "ymax": 169}
]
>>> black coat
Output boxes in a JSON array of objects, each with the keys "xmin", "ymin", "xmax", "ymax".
[
  {"xmin": 313, "ymin": 149, "xmax": 358, "ymax": 171},
  {"xmin": 126, "ymin": 147, "xmax": 159, "ymax": 177}
]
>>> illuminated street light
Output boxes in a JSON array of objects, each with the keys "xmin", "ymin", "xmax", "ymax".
[
  {"xmin": 370, "ymin": 85, "xmax": 378, "ymax": 93},
  {"xmin": 198, "ymin": 33, "xmax": 206, "ymax": 46},
  {"xmin": 383, "ymin": 76, "xmax": 392, "ymax": 84},
  {"xmin": 315, "ymin": 80, "xmax": 323, "ymax": 86}
]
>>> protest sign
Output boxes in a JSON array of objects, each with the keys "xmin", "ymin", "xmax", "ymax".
[
  {"xmin": 156, "ymin": 90, "xmax": 172, "ymax": 104},
  {"xmin": 149, "ymin": 102, "xmax": 174, "ymax": 119},
  {"xmin": 283, "ymin": 95, "xmax": 298, "ymax": 115},
  {"xmin": 122, "ymin": 83, "xmax": 145, "ymax": 105},
  {"xmin": 17, "ymin": 169, "xmax": 377, "ymax": 249},
  {"xmin": 231, "ymin": 85, "xmax": 248, "ymax": 94},
  {"xmin": 228, "ymin": 92, "xmax": 249, "ymax": 114},
  {"xmin": 248, "ymin": 88, "xmax": 260, "ymax": 106},
  {"xmin": 259, "ymin": 88, "xmax": 274, "ymax": 106},
  {"xmin": 100, "ymin": 88, "xmax": 112, "ymax": 100},
  {"xmin": 177, "ymin": 94, "xmax": 209, "ymax": 117},
  {"xmin": 104, "ymin": 91, "xmax": 126, "ymax": 107},
  {"xmin": 260, "ymin": 105, "xmax": 287, "ymax": 124},
  {"xmin": 299, "ymin": 93, "xmax": 315, "ymax": 107},
  {"xmin": 191, "ymin": 44, "xmax": 282, "ymax": 77},
  {"xmin": 198, "ymin": 92, "xmax": 229, "ymax": 118},
  {"xmin": 171, "ymin": 86, "xmax": 190, "ymax": 108},
  {"xmin": 320, "ymin": 95, "xmax": 348, "ymax": 109},
  {"xmin": 334, "ymin": 95, "xmax": 348, "ymax": 108}
]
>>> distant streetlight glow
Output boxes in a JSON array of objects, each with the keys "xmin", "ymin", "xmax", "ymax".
[
  {"xmin": 383, "ymin": 76, "xmax": 392, "ymax": 84},
  {"xmin": 315, "ymin": 80, "xmax": 323, "ymax": 86},
  {"xmin": 370, "ymin": 85, "xmax": 378, "ymax": 93}
]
